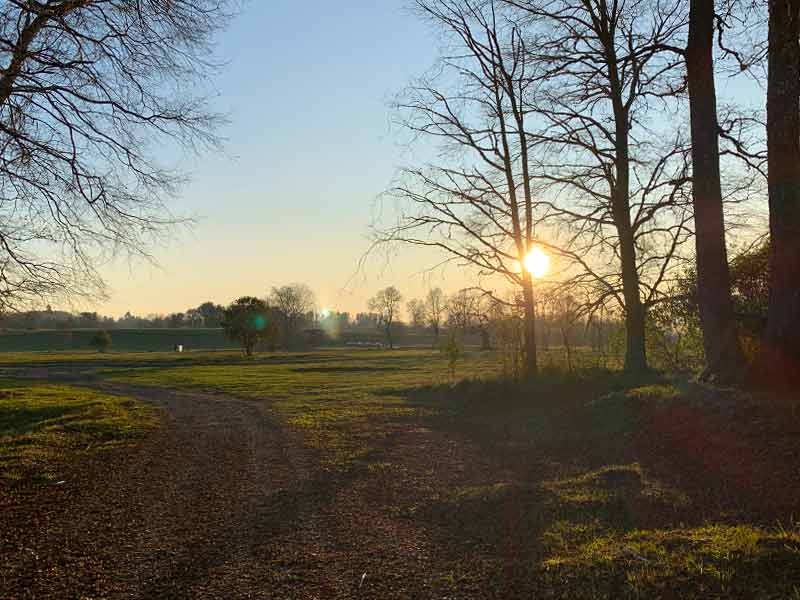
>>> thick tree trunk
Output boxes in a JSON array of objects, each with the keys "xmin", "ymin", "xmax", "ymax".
[
  {"xmin": 613, "ymin": 142, "xmax": 647, "ymax": 373},
  {"xmin": 619, "ymin": 230, "xmax": 648, "ymax": 373},
  {"xmin": 562, "ymin": 328, "xmax": 573, "ymax": 373},
  {"xmin": 686, "ymin": 0, "xmax": 745, "ymax": 382},
  {"xmin": 522, "ymin": 273, "xmax": 538, "ymax": 378},
  {"xmin": 605, "ymin": 34, "xmax": 648, "ymax": 374},
  {"xmin": 766, "ymin": 0, "xmax": 800, "ymax": 377}
]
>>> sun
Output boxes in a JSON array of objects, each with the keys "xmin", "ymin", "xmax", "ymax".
[{"xmin": 524, "ymin": 247, "xmax": 550, "ymax": 278}]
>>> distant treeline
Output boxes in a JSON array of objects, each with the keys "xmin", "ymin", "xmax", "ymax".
[{"xmin": 0, "ymin": 303, "xmax": 391, "ymax": 332}]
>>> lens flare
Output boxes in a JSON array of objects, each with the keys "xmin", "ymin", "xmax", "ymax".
[{"xmin": 524, "ymin": 247, "xmax": 550, "ymax": 278}]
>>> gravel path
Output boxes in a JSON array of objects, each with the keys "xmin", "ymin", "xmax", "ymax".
[{"xmin": 1, "ymin": 376, "xmax": 318, "ymax": 599}]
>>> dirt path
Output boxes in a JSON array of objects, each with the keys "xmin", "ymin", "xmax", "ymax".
[{"xmin": 1, "ymin": 374, "xmax": 319, "ymax": 599}]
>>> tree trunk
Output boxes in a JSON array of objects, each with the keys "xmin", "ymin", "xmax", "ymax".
[
  {"xmin": 562, "ymin": 328, "xmax": 573, "ymax": 373},
  {"xmin": 480, "ymin": 327, "xmax": 491, "ymax": 351},
  {"xmin": 386, "ymin": 323, "xmax": 394, "ymax": 349},
  {"xmin": 614, "ymin": 150, "xmax": 648, "ymax": 373},
  {"xmin": 686, "ymin": 0, "xmax": 745, "ymax": 383},
  {"xmin": 619, "ymin": 236, "xmax": 648, "ymax": 373},
  {"xmin": 522, "ymin": 273, "xmax": 538, "ymax": 378},
  {"xmin": 605, "ymin": 33, "xmax": 648, "ymax": 374},
  {"xmin": 766, "ymin": 0, "xmax": 800, "ymax": 377}
]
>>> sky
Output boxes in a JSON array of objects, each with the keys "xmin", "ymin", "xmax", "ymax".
[
  {"xmin": 87, "ymin": 1, "xmax": 768, "ymax": 319},
  {"xmin": 91, "ymin": 0, "xmax": 471, "ymax": 318}
]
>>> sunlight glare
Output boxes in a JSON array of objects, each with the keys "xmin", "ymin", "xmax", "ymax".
[{"xmin": 524, "ymin": 247, "xmax": 550, "ymax": 278}]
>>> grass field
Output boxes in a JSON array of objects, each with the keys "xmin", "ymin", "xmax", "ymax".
[
  {"xmin": 2, "ymin": 348, "xmax": 799, "ymax": 598},
  {"xmin": 0, "ymin": 381, "xmax": 159, "ymax": 482},
  {"xmin": 0, "ymin": 328, "xmax": 237, "ymax": 353},
  {"xmin": 0, "ymin": 327, "xmax": 444, "ymax": 353}
]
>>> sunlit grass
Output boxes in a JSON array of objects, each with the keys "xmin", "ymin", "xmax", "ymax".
[
  {"xmin": 100, "ymin": 348, "xmax": 644, "ymax": 468},
  {"xmin": 0, "ymin": 381, "xmax": 159, "ymax": 482},
  {"xmin": 540, "ymin": 523, "xmax": 800, "ymax": 598},
  {"xmin": 109, "ymin": 349, "xmax": 503, "ymax": 467}
]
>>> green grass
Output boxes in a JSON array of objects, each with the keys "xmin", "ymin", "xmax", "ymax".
[
  {"xmin": 0, "ymin": 348, "xmax": 243, "ymax": 365},
  {"xmin": 0, "ymin": 381, "xmax": 159, "ymax": 482},
  {"xmin": 539, "ymin": 523, "xmax": 800, "ymax": 598},
  {"xmin": 0, "ymin": 328, "xmax": 238, "ymax": 353},
  {"xmin": 6, "ymin": 347, "xmax": 796, "ymax": 597},
  {"xmin": 100, "ymin": 348, "xmax": 668, "ymax": 469},
  {"xmin": 110, "ymin": 348, "xmax": 503, "ymax": 467}
]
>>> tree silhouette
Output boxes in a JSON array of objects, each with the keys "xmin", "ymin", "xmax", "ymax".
[
  {"xmin": 369, "ymin": 287, "xmax": 403, "ymax": 349},
  {"xmin": 270, "ymin": 284, "xmax": 316, "ymax": 350},
  {"xmin": 222, "ymin": 297, "xmax": 277, "ymax": 357}
]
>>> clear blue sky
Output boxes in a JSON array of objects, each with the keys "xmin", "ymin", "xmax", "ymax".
[{"xmin": 93, "ymin": 0, "xmax": 472, "ymax": 318}]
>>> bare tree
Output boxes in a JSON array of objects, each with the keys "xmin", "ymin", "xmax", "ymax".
[
  {"xmin": 550, "ymin": 293, "xmax": 581, "ymax": 372},
  {"xmin": 509, "ymin": 0, "xmax": 692, "ymax": 374},
  {"xmin": 368, "ymin": 286, "xmax": 403, "ymax": 349},
  {"xmin": 446, "ymin": 288, "xmax": 477, "ymax": 336},
  {"xmin": 270, "ymin": 284, "xmax": 316, "ymax": 350},
  {"xmin": 382, "ymin": 0, "xmax": 542, "ymax": 376},
  {"xmin": 472, "ymin": 290, "xmax": 505, "ymax": 350},
  {"xmin": 425, "ymin": 287, "xmax": 447, "ymax": 340},
  {"xmin": 406, "ymin": 298, "xmax": 427, "ymax": 330},
  {"xmin": 0, "ymin": 0, "xmax": 234, "ymax": 308},
  {"xmin": 765, "ymin": 0, "xmax": 800, "ymax": 375},
  {"xmin": 685, "ymin": 0, "xmax": 745, "ymax": 382}
]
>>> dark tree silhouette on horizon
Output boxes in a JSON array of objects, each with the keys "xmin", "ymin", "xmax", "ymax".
[
  {"xmin": 222, "ymin": 296, "xmax": 276, "ymax": 357},
  {"xmin": 269, "ymin": 284, "xmax": 316, "ymax": 350},
  {"xmin": 369, "ymin": 286, "xmax": 403, "ymax": 349}
]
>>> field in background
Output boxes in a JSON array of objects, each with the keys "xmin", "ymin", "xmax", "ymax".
[
  {"xmin": 0, "ymin": 328, "xmax": 446, "ymax": 353},
  {"xmin": 0, "ymin": 328, "xmax": 236, "ymax": 353}
]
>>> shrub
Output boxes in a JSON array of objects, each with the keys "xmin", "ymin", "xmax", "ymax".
[
  {"xmin": 441, "ymin": 334, "xmax": 462, "ymax": 379},
  {"xmin": 89, "ymin": 330, "xmax": 112, "ymax": 353}
]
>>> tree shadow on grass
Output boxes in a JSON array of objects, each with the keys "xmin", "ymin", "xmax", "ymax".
[
  {"xmin": 377, "ymin": 368, "xmax": 664, "ymax": 464},
  {"xmin": 374, "ymin": 370, "xmax": 800, "ymax": 598},
  {"xmin": 401, "ymin": 457, "xmax": 800, "ymax": 598},
  {"xmin": 0, "ymin": 404, "xmax": 84, "ymax": 436}
]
